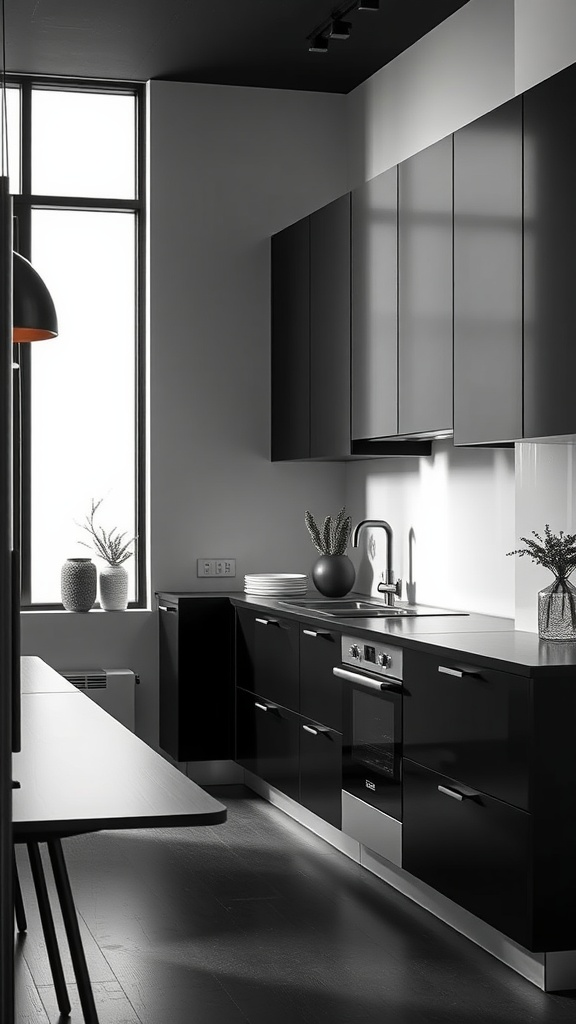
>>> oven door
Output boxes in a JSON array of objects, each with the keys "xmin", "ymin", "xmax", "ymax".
[{"xmin": 334, "ymin": 666, "xmax": 402, "ymax": 822}]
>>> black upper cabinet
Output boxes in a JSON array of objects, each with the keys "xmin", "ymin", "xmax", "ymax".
[
  {"xmin": 453, "ymin": 96, "xmax": 523, "ymax": 445},
  {"xmin": 271, "ymin": 216, "xmax": 310, "ymax": 460},
  {"xmin": 523, "ymin": 62, "xmax": 576, "ymax": 439},
  {"xmin": 271, "ymin": 196, "xmax": 351, "ymax": 461},
  {"xmin": 310, "ymin": 195, "xmax": 351, "ymax": 458},
  {"xmin": 398, "ymin": 135, "xmax": 453, "ymax": 436},
  {"xmin": 351, "ymin": 166, "xmax": 398, "ymax": 440}
]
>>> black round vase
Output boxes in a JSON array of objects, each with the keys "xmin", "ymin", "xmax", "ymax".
[{"xmin": 312, "ymin": 554, "xmax": 356, "ymax": 598}]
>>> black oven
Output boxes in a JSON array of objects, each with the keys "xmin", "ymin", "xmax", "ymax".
[{"xmin": 334, "ymin": 634, "xmax": 402, "ymax": 823}]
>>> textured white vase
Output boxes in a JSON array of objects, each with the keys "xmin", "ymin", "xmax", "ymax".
[{"xmin": 99, "ymin": 564, "xmax": 129, "ymax": 610}]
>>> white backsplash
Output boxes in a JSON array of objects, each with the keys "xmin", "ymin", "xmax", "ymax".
[{"xmin": 345, "ymin": 440, "xmax": 516, "ymax": 619}]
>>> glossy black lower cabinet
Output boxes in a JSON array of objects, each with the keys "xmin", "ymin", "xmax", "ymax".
[
  {"xmin": 299, "ymin": 626, "xmax": 342, "ymax": 732},
  {"xmin": 402, "ymin": 759, "xmax": 531, "ymax": 947},
  {"xmin": 236, "ymin": 609, "xmax": 300, "ymax": 713},
  {"xmin": 236, "ymin": 687, "xmax": 300, "ymax": 802},
  {"xmin": 299, "ymin": 720, "xmax": 342, "ymax": 828}
]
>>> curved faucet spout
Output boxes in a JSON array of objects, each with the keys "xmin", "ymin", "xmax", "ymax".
[{"xmin": 352, "ymin": 519, "xmax": 401, "ymax": 605}]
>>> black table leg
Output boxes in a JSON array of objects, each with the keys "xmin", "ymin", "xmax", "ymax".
[
  {"xmin": 13, "ymin": 852, "xmax": 27, "ymax": 933},
  {"xmin": 47, "ymin": 838, "xmax": 99, "ymax": 1024},
  {"xmin": 27, "ymin": 842, "xmax": 71, "ymax": 1017}
]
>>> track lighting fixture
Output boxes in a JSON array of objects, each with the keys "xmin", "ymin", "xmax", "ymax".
[
  {"xmin": 309, "ymin": 34, "xmax": 330, "ymax": 53},
  {"xmin": 307, "ymin": 0, "xmax": 380, "ymax": 53},
  {"xmin": 330, "ymin": 19, "xmax": 352, "ymax": 39}
]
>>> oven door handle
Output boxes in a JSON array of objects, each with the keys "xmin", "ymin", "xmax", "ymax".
[{"xmin": 332, "ymin": 666, "xmax": 401, "ymax": 691}]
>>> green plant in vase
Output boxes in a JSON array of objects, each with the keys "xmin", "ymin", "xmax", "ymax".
[
  {"xmin": 305, "ymin": 506, "xmax": 355, "ymax": 597},
  {"xmin": 507, "ymin": 524, "xmax": 576, "ymax": 640}
]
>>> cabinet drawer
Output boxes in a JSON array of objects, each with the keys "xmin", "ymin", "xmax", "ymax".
[
  {"xmin": 235, "ymin": 687, "xmax": 300, "ymax": 802},
  {"xmin": 236, "ymin": 609, "xmax": 299, "ymax": 712},
  {"xmin": 403, "ymin": 649, "xmax": 529, "ymax": 810},
  {"xmin": 300, "ymin": 719, "xmax": 342, "ymax": 829},
  {"xmin": 299, "ymin": 626, "xmax": 342, "ymax": 732},
  {"xmin": 403, "ymin": 760, "xmax": 531, "ymax": 947}
]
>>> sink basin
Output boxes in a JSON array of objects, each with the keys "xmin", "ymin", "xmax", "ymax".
[
  {"xmin": 277, "ymin": 597, "xmax": 416, "ymax": 617},
  {"xmin": 276, "ymin": 596, "xmax": 469, "ymax": 619}
]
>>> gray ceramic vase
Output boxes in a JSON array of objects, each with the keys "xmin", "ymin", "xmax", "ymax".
[
  {"xmin": 99, "ymin": 564, "xmax": 129, "ymax": 610},
  {"xmin": 312, "ymin": 554, "xmax": 356, "ymax": 598},
  {"xmin": 61, "ymin": 557, "xmax": 97, "ymax": 612}
]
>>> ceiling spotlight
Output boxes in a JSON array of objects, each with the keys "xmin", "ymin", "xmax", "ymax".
[
  {"xmin": 330, "ymin": 19, "xmax": 352, "ymax": 39},
  {"xmin": 357, "ymin": 0, "xmax": 380, "ymax": 9},
  {"xmin": 309, "ymin": 33, "xmax": 330, "ymax": 52}
]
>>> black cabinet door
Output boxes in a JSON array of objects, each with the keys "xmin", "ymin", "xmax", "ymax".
[
  {"xmin": 158, "ymin": 596, "xmax": 234, "ymax": 762},
  {"xmin": 236, "ymin": 687, "xmax": 300, "ymax": 802},
  {"xmin": 523, "ymin": 63, "xmax": 576, "ymax": 439},
  {"xmin": 403, "ymin": 649, "xmax": 529, "ymax": 810},
  {"xmin": 453, "ymin": 96, "xmax": 523, "ymax": 445},
  {"xmin": 310, "ymin": 194, "xmax": 351, "ymax": 458},
  {"xmin": 271, "ymin": 216, "xmax": 310, "ymax": 460},
  {"xmin": 352, "ymin": 166, "xmax": 398, "ymax": 440},
  {"xmin": 299, "ymin": 720, "xmax": 342, "ymax": 828},
  {"xmin": 299, "ymin": 625, "xmax": 342, "ymax": 732},
  {"xmin": 403, "ymin": 760, "xmax": 531, "ymax": 947},
  {"xmin": 398, "ymin": 135, "xmax": 453, "ymax": 436},
  {"xmin": 236, "ymin": 609, "xmax": 299, "ymax": 713}
]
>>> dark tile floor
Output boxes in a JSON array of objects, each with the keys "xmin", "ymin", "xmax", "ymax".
[{"xmin": 14, "ymin": 785, "xmax": 576, "ymax": 1023}]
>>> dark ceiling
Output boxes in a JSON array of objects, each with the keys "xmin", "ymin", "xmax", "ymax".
[{"xmin": 6, "ymin": 0, "xmax": 470, "ymax": 94}]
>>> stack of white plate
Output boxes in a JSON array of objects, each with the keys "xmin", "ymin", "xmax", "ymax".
[{"xmin": 244, "ymin": 573, "xmax": 307, "ymax": 597}]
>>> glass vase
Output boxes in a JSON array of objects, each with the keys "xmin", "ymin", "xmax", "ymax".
[{"xmin": 538, "ymin": 577, "xmax": 576, "ymax": 641}]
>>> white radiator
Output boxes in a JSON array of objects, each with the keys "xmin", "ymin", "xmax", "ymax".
[{"xmin": 62, "ymin": 669, "xmax": 136, "ymax": 732}]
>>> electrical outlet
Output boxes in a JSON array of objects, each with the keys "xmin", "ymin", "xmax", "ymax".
[
  {"xmin": 197, "ymin": 558, "xmax": 236, "ymax": 577},
  {"xmin": 215, "ymin": 559, "xmax": 236, "ymax": 577},
  {"xmin": 197, "ymin": 559, "xmax": 216, "ymax": 577}
]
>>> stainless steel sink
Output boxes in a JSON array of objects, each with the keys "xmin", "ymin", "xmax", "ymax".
[
  {"xmin": 277, "ymin": 596, "xmax": 469, "ymax": 618},
  {"xmin": 277, "ymin": 597, "xmax": 416, "ymax": 617}
]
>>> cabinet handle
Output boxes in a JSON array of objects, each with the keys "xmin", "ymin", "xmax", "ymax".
[
  {"xmin": 254, "ymin": 702, "xmax": 269, "ymax": 712},
  {"xmin": 255, "ymin": 617, "xmax": 279, "ymax": 626},
  {"xmin": 158, "ymin": 604, "xmax": 177, "ymax": 613},
  {"xmin": 303, "ymin": 629, "xmax": 331, "ymax": 639},
  {"xmin": 437, "ymin": 784, "xmax": 465, "ymax": 801},
  {"xmin": 302, "ymin": 724, "xmax": 319, "ymax": 736},
  {"xmin": 438, "ymin": 665, "xmax": 480, "ymax": 678}
]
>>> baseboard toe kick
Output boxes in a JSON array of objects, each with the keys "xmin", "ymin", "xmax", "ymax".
[{"xmin": 241, "ymin": 770, "xmax": 576, "ymax": 992}]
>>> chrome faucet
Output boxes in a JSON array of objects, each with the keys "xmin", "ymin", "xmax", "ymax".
[{"xmin": 351, "ymin": 519, "xmax": 402, "ymax": 606}]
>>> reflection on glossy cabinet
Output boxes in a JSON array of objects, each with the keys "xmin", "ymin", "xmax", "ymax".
[
  {"xmin": 352, "ymin": 166, "xmax": 398, "ymax": 440},
  {"xmin": 453, "ymin": 95, "xmax": 523, "ymax": 445},
  {"xmin": 398, "ymin": 135, "xmax": 453, "ymax": 436}
]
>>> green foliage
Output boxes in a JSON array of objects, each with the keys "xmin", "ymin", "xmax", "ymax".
[
  {"xmin": 79, "ymin": 497, "xmax": 135, "ymax": 567},
  {"xmin": 507, "ymin": 524, "xmax": 576, "ymax": 580},
  {"xmin": 305, "ymin": 507, "xmax": 352, "ymax": 556}
]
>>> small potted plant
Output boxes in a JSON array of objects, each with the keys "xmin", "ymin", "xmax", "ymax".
[
  {"xmin": 79, "ymin": 498, "xmax": 135, "ymax": 611},
  {"xmin": 507, "ymin": 524, "xmax": 576, "ymax": 640},
  {"xmin": 305, "ymin": 506, "xmax": 356, "ymax": 597}
]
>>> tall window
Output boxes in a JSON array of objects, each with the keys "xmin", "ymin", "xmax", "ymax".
[{"xmin": 10, "ymin": 79, "xmax": 145, "ymax": 608}]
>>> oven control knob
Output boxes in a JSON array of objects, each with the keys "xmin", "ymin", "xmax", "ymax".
[
  {"xmin": 378, "ymin": 653, "xmax": 392, "ymax": 668},
  {"xmin": 349, "ymin": 644, "xmax": 361, "ymax": 659}
]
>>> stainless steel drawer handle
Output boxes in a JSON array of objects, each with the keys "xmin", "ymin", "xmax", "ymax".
[
  {"xmin": 255, "ymin": 617, "xmax": 279, "ymax": 626},
  {"xmin": 303, "ymin": 629, "xmax": 331, "ymax": 639},
  {"xmin": 302, "ymin": 724, "xmax": 319, "ymax": 736},
  {"xmin": 438, "ymin": 665, "xmax": 480, "ymax": 678},
  {"xmin": 158, "ymin": 604, "xmax": 177, "ymax": 612},
  {"xmin": 437, "ymin": 784, "xmax": 465, "ymax": 801},
  {"xmin": 254, "ymin": 702, "xmax": 269, "ymax": 712}
]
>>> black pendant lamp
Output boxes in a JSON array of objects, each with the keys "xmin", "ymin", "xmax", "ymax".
[{"xmin": 13, "ymin": 252, "xmax": 58, "ymax": 342}]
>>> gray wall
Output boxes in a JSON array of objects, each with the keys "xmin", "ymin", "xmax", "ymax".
[{"xmin": 22, "ymin": 81, "xmax": 349, "ymax": 750}]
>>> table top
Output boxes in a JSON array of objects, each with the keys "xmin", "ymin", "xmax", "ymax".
[{"xmin": 13, "ymin": 658, "xmax": 227, "ymax": 837}]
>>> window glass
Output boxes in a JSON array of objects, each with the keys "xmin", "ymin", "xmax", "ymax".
[
  {"xmin": 29, "ymin": 209, "xmax": 137, "ymax": 604},
  {"xmin": 32, "ymin": 89, "xmax": 136, "ymax": 199},
  {"xmin": 6, "ymin": 85, "xmax": 21, "ymax": 194}
]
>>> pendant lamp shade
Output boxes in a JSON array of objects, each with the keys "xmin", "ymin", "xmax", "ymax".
[{"xmin": 12, "ymin": 252, "xmax": 58, "ymax": 342}]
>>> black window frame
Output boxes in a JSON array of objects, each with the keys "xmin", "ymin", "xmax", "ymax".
[{"xmin": 9, "ymin": 75, "xmax": 146, "ymax": 610}]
